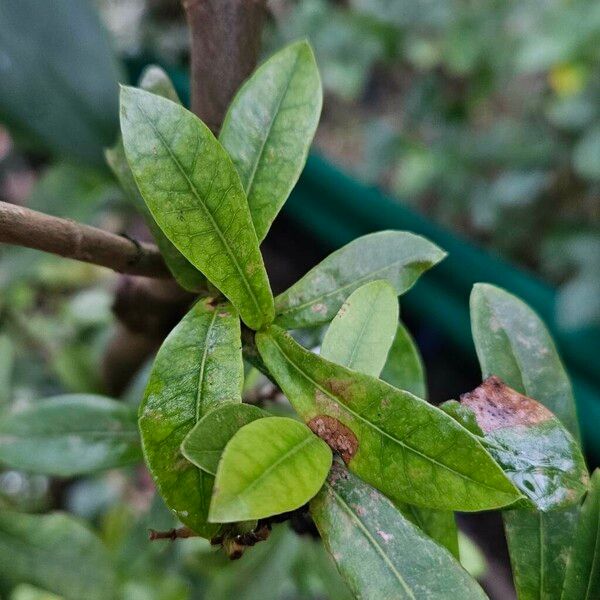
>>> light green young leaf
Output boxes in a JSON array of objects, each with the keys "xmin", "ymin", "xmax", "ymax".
[
  {"xmin": 561, "ymin": 469, "xmax": 600, "ymax": 600},
  {"xmin": 321, "ymin": 281, "xmax": 398, "ymax": 376},
  {"xmin": 274, "ymin": 231, "xmax": 445, "ymax": 329},
  {"xmin": 220, "ymin": 40, "xmax": 322, "ymax": 242},
  {"xmin": 139, "ymin": 298, "xmax": 243, "ymax": 537},
  {"xmin": 470, "ymin": 283, "xmax": 583, "ymax": 598},
  {"xmin": 0, "ymin": 395, "xmax": 141, "ymax": 476},
  {"xmin": 209, "ymin": 416, "xmax": 332, "ymax": 522},
  {"xmin": 0, "ymin": 511, "xmax": 115, "ymax": 600},
  {"xmin": 311, "ymin": 462, "xmax": 487, "ymax": 600},
  {"xmin": 381, "ymin": 322, "xmax": 427, "ymax": 399},
  {"xmin": 120, "ymin": 87, "xmax": 274, "ymax": 330},
  {"xmin": 182, "ymin": 404, "xmax": 266, "ymax": 475},
  {"xmin": 256, "ymin": 325, "xmax": 522, "ymax": 512},
  {"xmin": 105, "ymin": 67, "xmax": 205, "ymax": 292},
  {"xmin": 10, "ymin": 584, "xmax": 63, "ymax": 600},
  {"xmin": 457, "ymin": 377, "xmax": 588, "ymax": 512},
  {"xmin": 319, "ymin": 286, "xmax": 457, "ymax": 555}
]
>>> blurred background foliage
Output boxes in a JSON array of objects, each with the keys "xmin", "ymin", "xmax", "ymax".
[{"xmin": 0, "ymin": 0, "xmax": 595, "ymax": 598}]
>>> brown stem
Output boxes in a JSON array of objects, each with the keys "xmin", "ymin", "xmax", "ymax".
[
  {"xmin": 0, "ymin": 201, "xmax": 171, "ymax": 279},
  {"xmin": 183, "ymin": 0, "xmax": 267, "ymax": 134},
  {"xmin": 149, "ymin": 526, "xmax": 198, "ymax": 541}
]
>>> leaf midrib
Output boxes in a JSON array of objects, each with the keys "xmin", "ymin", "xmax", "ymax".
[
  {"xmin": 195, "ymin": 308, "xmax": 218, "ymax": 421},
  {"xmin": 268, "ymin": 334, "xmax": 516, "ymax": 497},
  {"xmin": 135, "ymin": 100, "xmax": 263, "ymax": 318}
]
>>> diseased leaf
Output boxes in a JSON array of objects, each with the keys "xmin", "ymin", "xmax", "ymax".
[
  {"xmin": 471, "ymin": 283, "xmax": 580, "ymax": 439},
  {"xmin": 311, "ymin": 462, "xmax": 487, "ymax": 600},
  {"xmin": 319, "ymin": 290, "xmax": 457, "ymax": 555},
  {"xmin": 274, "ymin": 231, "xmax": 446, "ymax": 329},
  {"xmin": 220, "ymin": 40, "xmax": 322, "ymax": 242},
  {"xmin": 561, "ymin": 469, "xmax": 600, "ymax": 600},
  {"xmin": 120, "ymin": 87, "xmax": 274, "ymax": 330},
  {"xmin": 0, "ymin": 511, "xmax": 115, "ymax": 600},
  {"xmin": 458, "ymin": 377, "xmax": 588, "ymax": 511},
  {"xmin": 470, "ymin": 283, "xmax": 583, "ymax": 599},
  {"xmin": 0, "ymin": 395, "xmax": 141, "ymax": 476},
  {"xmin": 321, "ymin": 281, "xmax": 398, "ymax": 376},
  {"xmin": 139, "ymin": 298, "xmax": 243, "ymax": 537},
  {"xmin": 256, "ymin": 325, "xmax": 522, "ymax": 511},
  {"xmin": 381, "ymin": 322, "xmax": 427, "ymax": 399},
  {"xmin": 106, "ymin": 68, "xmax": 205, "ymax": 292},
  {"xmin": 209, "ymin": 416, "xmax": 332, "ymax": 522},
  {"xmin": 182, "ymin": 404, "xmax": 266, "ymax": 476}
]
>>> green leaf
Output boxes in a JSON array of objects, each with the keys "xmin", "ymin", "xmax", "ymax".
[
  {"xmin": 458, "ymin": 377, "xmax": 588, "ymax": 511},
  {"xmin": 120, "ymin": 87, "xmax": 274, "ymax": 330},
  {"xmin": 561, "ymin": 469, "xmax": 600, "ymax": 600},
  {"xmin": 0, "ymin": 395, "xmax": 141, "ymax": 476},
  {"xmin": 470, "ymin": 283, "xmax": 583, "ymax": 598},
  {"xmin": 380, "ymin": 322, "xmax": 427, "ymax": 399},
  {"xmin": 181, "ymin": 404, "xmax": 266, "ymax": 475},
  {"xmin": 0, "ymin": 333, "xmax": 14, "ymax": 407},
  {"xmin": 311, "ymin": 462, "xmax": 487, "ymax": 600},
  {"xmin": 504, "ymin": 508, "xmax": 580, "ymax": 600},
  {"xmin": 0, "ymin": 511, "xmax": 115, "ymax": 600},
  {"xmin": 220, "ymin": 40, "xmax": 322, "ymax": 242},
  {"xmin": 0, "ymin": 0, "xmax": 121, "ymax": 165},
  {"xmin": 209, "ymin": 416, "xmax": 332, "ymax": 522},
  {"xmin": 10, "ymin": 584, "xmax": 63, "ymax": 600},
  {"xmin": 139, "ymin": 298, "xmax": 243, "ymax": 536},
  {"xmin": 256, "ymin": 325, "xmax": 522, "ymax": 511},
  {"xmin": 321, "ymin": 281, "xmax": 398, "ymax": 376},
  {"xmin": 274, "ymin": 231, "xmax": 446, "ymax": 329},
  {"xmin": 470, "ymin": 283, "xmax": 580, "ymax": 440},
  {"xmin": 319, "ymin": 284, "xmax": 457, "ymax": 555},
  {"xmin": 106, "ymin": 68, "xmax": 205, "ymax": 292}
]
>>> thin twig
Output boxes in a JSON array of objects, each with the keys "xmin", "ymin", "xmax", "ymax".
[
  {"xmin": 0, "ymin": 201, "xmax": 171, "ymax": 279},
  {"xmin": 148, "ymin": 527, "xmax": 198, "ymax": 541}
]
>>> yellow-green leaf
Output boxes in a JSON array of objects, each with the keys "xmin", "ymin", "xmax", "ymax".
[
  {"xmin": 120, "ymin": 86, "xmax": 274, "ymax": 330},
  {"xmin": 209, "ymin": 416, "xmax": 332, "ymax": 522},
  {"xmin": 220, "ymin": 40, "xmax": 322, "ymax": 242}
]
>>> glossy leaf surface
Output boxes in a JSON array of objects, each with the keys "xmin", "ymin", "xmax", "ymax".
[
  {"xmin": 459, "ymin": 377, "xmax": 588, "ymax": 511},
  {"xmin": 0, "ymin": 395, "xmax": 141, "ymax": 476},
  {"xmin": 220, "ymin": 40, "xmax": 322, "ymax": 242},
  {"xmin": 311, "ymin": 462, "xmax": 487, "ymax": 600},
  {"xmin": 120, "ymin": 87, "xmax": 274, "ymax": 330},
  {"xmin": 274, "ymin": 231, "xmax": 446, "ymax": 329},
  {"xmin": 561, "ymin": 469, "xmax": 600, "ymax": 600},
  {"xmin": 139, "ymin": 299, "xmax": 243, "ymax": 536},
  {"xmin": 381, "ymin": 322, "xmax": 427, "ymax": 399},
  {"xmin": 256, "ymin": 326, "xmax": 521, "ymax": 511},
  {"xmin": 321, "ymin": 281, "xmax": 398, "ymax": 376},
  {"xmin": 470, "ymin": 283, "xmax": 583, "ymax": 598},
  {"xmin": 0, "ymin": 511, "xmax": 115, "ymax": 600},
  {"xmin": 182, "ymin": 403, "xmax": 266, "ymax": 475},
  {"xmin": 106, "ymin": 68, "xmax": 205, "ymax": 292},
  {"xmin": 210, "ymin": 417, "xmax": 332, "ymax": 522}
]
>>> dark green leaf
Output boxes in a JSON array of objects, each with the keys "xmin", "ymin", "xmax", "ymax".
[
  {"xmin": 470, "ymin": 283, "xmax": 583, "ymax": 598},
  {"xmin": 274, "ymin": 231, "xmax": 445, "ymax": 329},
  {"xmin": 120, "ymin": 87, "xmax": 274, "ymax": 330},
  {"xmin": 0, "ymin": 0, "xmax": 121, "ymax": 164},
  {"xmin": 209, "ymin": 416, "xmax": 332, "ymax": 522},
  {"xmin": 311, "ymin": 462, "xmax": 487, "ymax": 600},
  {"xmin": 256, "ymin": 325, "xmax": 522, "ymax": 511},
  {"xmin": 321, "ymin": 280, "xmax": 398, "ymax": 376},
  {"xmin": 0, "ymin": 511, "xmax": 115, "ymax": 600},
  {"xmin": 220, "ymin": 40, "xmax": 322, "ymax": 242},
  {"xmin": 458, "ymin": 377, "xmax": 588, "ymax": 511},
  {"xmin": 0, "ymin": 395, "xmax": 141, "ymax": 476},
  {"xmin": 139, "ymin": 298, "xmax": 243, "ymax": 537},
  {"xmin": 561, "ymin": 469, "xmax": 600, "ymax": 600},
  {"xmin": 181, "ymin": 403, "xmax": 266, "ymax": 475},
  {"xmin": 381, "ymin": 322, "xmax": 427, "ymax": 399},
  {"xmin": 105, "ymin": 67, "xmax": 205, "ymax": 292}
]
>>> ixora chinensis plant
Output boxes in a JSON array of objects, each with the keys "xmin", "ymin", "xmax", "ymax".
[{"xmin": 0, "ymin": 40, "xmax": 597, "ymax": 600}]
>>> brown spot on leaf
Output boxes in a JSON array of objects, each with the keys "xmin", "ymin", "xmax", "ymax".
[
  {"xmin": 308, "ymin": 415, "xmax": 358, "ymax": 463},
  {"xmin": 459, "ymin": 375, "xmax": 553, "ymax": 433},
  {"xmin": 324, "ymin": 378, "xmax": 352, "ymax": 398}
]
